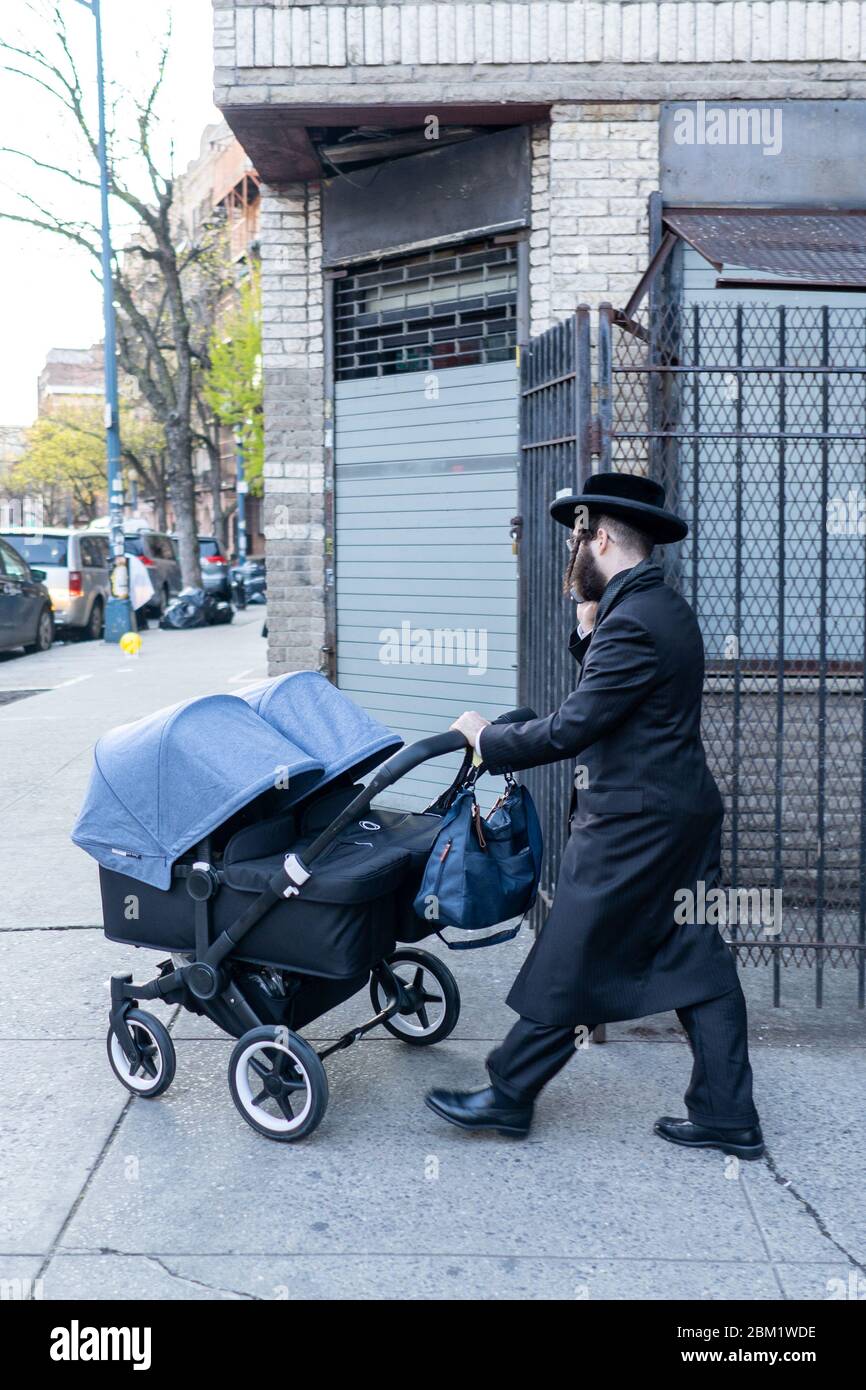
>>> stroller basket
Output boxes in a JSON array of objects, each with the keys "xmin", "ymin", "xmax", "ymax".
[{"xmin": 72, "ymin": 673, "xmax": 536, "ymax": 1143}]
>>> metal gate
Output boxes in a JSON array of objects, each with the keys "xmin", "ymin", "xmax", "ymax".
[{"xmin": 519, "ymin": 299, "xmax": 866, "ymax": 1005}]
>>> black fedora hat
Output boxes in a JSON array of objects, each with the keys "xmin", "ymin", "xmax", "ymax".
[{"xmin": 550, "ymin": 471, "xmax": 688, "ymax": 544}]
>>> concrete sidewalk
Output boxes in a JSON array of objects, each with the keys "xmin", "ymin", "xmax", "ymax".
[{"xmin": 0, "ymin": 615, "xmax": 864, "ymax": 1301}]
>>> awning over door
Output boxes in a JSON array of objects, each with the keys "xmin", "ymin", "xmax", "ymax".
[{"xmin": 663, "ymin": 208, "xmax": 866, "ymax": 290}]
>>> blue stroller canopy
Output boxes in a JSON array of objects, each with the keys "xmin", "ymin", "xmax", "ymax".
[
  {"xmin": 72, "ymin": 693, "xmax": 325, "ymax": 890},
  {"xmin": 238, "ymin": 671, "xmax": 402, "ymax": 785},
  {"xmin": 72, "ymin": 675, "xmax": 403, "ymax": 891}
]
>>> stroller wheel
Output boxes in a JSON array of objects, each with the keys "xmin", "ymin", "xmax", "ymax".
[
  {"xmin": 107, "ymin": 1009, "xmax": 176, "ymax": 1098},
  {"xmin": 229, "ymin": 1026, "xmax": 328, "ymax": 1142},
  {"xmin": 372, "ymin": 949, "xmax": 460, "ymax": 1047}
]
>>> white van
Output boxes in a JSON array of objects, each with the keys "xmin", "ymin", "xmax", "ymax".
[{"xmin": 0, "ymin": 528, "xmax": 110, "ymax": 639}]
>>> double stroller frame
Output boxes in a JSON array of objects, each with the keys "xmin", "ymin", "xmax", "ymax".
[{"xmin": 106, "ymin": 710, "xmax": 529, "ymax": 1142}]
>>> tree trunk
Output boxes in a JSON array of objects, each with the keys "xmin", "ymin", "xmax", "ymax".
[{"xmin": 165, "ymin": 426, "xmax": 202, "ymax": 587}]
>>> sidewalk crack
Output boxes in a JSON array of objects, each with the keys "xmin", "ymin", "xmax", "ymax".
[
  {"xmin": 762, "ymin": 1148, "xmax": 865, "ymax": 1276},
  {"xmin": 136, "ymin": 1253, "xmax": 261, "ymax": 1302}
]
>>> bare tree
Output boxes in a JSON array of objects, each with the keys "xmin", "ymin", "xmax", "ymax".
[{"xmin": 0, "ymin": 2, "xmax": 221, "ymax": 586}]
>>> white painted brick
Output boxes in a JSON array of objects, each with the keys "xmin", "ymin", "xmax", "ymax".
[
  {"xmin": 309, "ymin": 8, "xmax": 329, "ymax": 66},
  {"xmin": 565, "ymin": 0, "xmax": 585, "ymax": 60},
  {"xmin": 805, "ymin": 1, "xmax": 824, "ymax": 57},
  {"xmin": 382, "ymin": 6, "xmax": 401, "ymax": 65},
  {"xmin": 639, "ymin": 0, "xmax": 659, "ymax": 60},
  {"xmin": 492, "ymin": 3, "xmax": 512, "ymax": 63},
  {"xmin": 346, "ymin": 6, "xmax": 365, "ymax": 65},
  {"xmin": 621, "ymin": 2, "xmax": 641, "ymax": 62},
  {"xmin": 273, "ymin": 10, "xmax": 292, "ymax": 66},
  {"xmin": 253, "ymin": 6, "xmax": 273, "ymax": 67},
  {"xmin": 658, "ymin": 3, "xmax": 678, "ymax": 61},
  {"xmin": 235, "ymin": 8, "xmax": 254, "ymax": 66},
  {"xmin": 454, "ymin": 3, "xmax": 476, "ymax": 63},
  {"xmin": 529, "ymin": 2, "xmax": 548, "ymax": 63},
  {"xmin": 473, "ymin": 3, "xmax": 494, "ymax": 63},
  {"xmin": 602, "ymin": 2, "xmax": 622, "ymax": 62},
  {"xmin": 509, "ymin": 2, "xmax": 529, "ymax": 61},
  {"xmin": 841, "ymin": 1, "xmax": 861, "ymax": 59},
  {"xmin": 732, "ymin": 2, "xmax": 752, "ymax": 60},
  {"xmin": 419, "ymin": 3, "xmax": 438, "ymax": 63},
  {"xmin": 400, "ymin": 4, "xmax": 420, "ymax": 63},
  {"xmin": 327, "ymin": 6, "xmax": 346, "ymax": 66},
  {"xmin": 822, "ymin": 0, "xmax": 843, "ymax": 59},
  {"xmin": 787, "ymin": 0, "xmax": 807, "ymax": 57},
  {"xmin": 363, "ymin": 5, "xmax": 383, "ymax": 64},
  {"xmin": 695, "ymin": 1, "xmax": 715, "ymax": 62},
  {"xmin": 768, "ymin": 0, "xmax": 788, "ymax": 57},
  {"xmin": 676, "ymin": 1, "xmax": 696, "ymax": 61},
  {"xmin": 584, "ymin": 2, "xmax": 603, "ymax": 61},
  {"xmin": 548, "ymin": 2, "xmax": 566, "ymax": 60},
  {"xmin": 750, "ymin": 1, "xmax": 770, "ymax": 59},
  {"xmin": 437, "ymin": 2, "xmax": 456, "ymax": 64},
  {"xmin": 291, "ymin": 7, "xmax": 310, "ymax": 66}
]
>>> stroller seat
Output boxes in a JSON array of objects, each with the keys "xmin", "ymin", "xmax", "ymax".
[{"xmin": 222, "ymin": 834, "xmax": 414, "ymax": 898}]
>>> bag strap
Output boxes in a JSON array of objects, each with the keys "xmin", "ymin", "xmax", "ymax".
[{"xmin": 436, "ymin": 917, "xmax": 525, "ymax": 951}]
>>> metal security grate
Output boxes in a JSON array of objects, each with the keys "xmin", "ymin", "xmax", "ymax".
[
  {"xmin": 611, "ymin": 300, "xmax": 866, "ymax": 1002},
  {"xmin": 334, "ymin": 239, "xmax": 518, "ymax": 380},
  {"xmin": 520, "ymin": 298, "xmax": 866, "ymax": 1006}
]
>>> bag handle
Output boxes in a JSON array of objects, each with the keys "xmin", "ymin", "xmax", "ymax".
[{"xmin": 436, "ymin": 917, "xmax": 525, "ymax": 951}]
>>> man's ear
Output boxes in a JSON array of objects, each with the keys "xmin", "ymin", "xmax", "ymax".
[{"xmin": 595, "ymin": 526, "xmax": 610, "ymax": 554}]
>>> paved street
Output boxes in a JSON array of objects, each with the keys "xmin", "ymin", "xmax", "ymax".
[{"xmin": 0, "ymin": 614, "xmax": 864, "ymax": 1301}]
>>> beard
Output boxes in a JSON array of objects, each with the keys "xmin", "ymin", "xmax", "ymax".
[{"xmin": 563, "ymin": 543, "xmax": 608, "ymax": 603}]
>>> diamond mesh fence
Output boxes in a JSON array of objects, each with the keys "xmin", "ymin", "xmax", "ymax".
[
  {"xmin": 613, "ymin": 301, "xmax": 866, "ymax": 1000},
  {"xmin": 521, "ymin": 300, "xmax": 866, "ymax": 1005}
]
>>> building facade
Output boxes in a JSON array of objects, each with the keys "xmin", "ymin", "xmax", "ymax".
[{"xmin": 212, "ymin": 0, "xmax": 866, "ymax": 816}]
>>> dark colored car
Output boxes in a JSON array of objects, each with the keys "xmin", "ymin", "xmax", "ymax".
[
  {"xmin": 196, "ymin": 536, "xmax": 232, "ymax": 599},
  {"xmin": 0, "ymin": 536, "xmax": 54, "ymax": 655}
]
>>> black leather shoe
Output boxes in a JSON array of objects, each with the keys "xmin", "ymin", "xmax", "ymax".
[
  {"xmin": 654, "ymin": 1116, "xmax": 764, "ymax": 1160},
  {"xmin": 425, "ymin": 1086, "xmax": 533, "ymax": 1138}
]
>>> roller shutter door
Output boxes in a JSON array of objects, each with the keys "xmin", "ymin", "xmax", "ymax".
[{"xmin": 333, "ymin": 239, "xmax": 520, "ymax": 809}]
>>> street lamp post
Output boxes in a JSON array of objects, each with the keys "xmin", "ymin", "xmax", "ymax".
[
  {"xmin": 235, "ymin": 429, "xmax": 248, "ymax": 562},
  {"xmin": 76, "ymin": 0, "xmax": 133, "ymax": 640}
]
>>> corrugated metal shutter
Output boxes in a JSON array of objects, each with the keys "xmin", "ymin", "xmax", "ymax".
[{"xmin": 335, "ymin": 361, "xmax": 518, "ymax": 810}]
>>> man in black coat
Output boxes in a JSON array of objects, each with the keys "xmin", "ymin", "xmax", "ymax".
[{"xmin": 426, "ymin": 472, "xmax": 763, "ymax": 1159}]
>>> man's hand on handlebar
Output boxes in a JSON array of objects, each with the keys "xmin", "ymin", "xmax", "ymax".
[{"xmin": 450, "ymin": 710, "xmax": 491, "ymax": 749}]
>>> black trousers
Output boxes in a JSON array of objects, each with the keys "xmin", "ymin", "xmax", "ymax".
[{"xmin": 487, "ymin": 981, "xmax": 759, "ymax": 1130}]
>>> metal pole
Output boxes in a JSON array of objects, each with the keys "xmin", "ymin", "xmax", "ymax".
[
  {"xmin": 235, "ymin": 430, "xmax": 248, "ymax": 561},
  {"xmin": 85, "ymin": 0, "xmax": 133, "ymax": 640}
]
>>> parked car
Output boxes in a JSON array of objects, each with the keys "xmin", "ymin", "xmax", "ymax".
[
  {"xmin": 118, "ymin": 529, "xmax": 181, "ymax": 620},
  {"xmin": 174, "ymin": 535, "xmax": 232, "ymax": 600},
  {"xmin": 0, "ymin": 528, "xmax": 106, "ymax": 640},
  {"xmin": 0, "ymin": 536, "xmax": 54, "ymax": 654}
]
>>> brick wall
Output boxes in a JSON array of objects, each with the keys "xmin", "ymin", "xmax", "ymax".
[
  {"xmin": 215, "ymin": 1, "xmax": 866, "ymax": 105},
  {"xmin": 214, "ymin": 1, "xmax": 865, "ymax": 676},
  {"xmin": 258, "ymin": 182, "xmax": 326, "ymax": 672}
]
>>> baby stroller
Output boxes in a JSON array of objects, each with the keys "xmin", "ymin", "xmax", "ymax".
[{"xmin": 72, "ymin": 672, "xmax": 534, "ymax": 1142}]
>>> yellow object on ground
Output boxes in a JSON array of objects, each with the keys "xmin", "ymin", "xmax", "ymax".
[{"xmin": 119, "ymin": 631, "xmax": 142, "ymax": 656}]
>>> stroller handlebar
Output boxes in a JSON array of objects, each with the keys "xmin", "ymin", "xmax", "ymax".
[{"xmin": 283, "ymin": 705, "xmax": 538, "ymax": 880}]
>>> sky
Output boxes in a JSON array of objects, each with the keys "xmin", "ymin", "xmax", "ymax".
[{"xmin": 0, "ymin": 0, "xmax": 220, "ymax": 426}]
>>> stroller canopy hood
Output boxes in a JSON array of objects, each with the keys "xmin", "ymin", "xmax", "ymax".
[
  {"xmin": 71, "ymin": 693, "xmax": 325, "ymax": 890},
  {"xmin": 238, "ymin": 671, "xmax": 402, "ymax": 784}
]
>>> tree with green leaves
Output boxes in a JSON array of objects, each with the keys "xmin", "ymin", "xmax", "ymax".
[
  {"xmin": 201, "ymin": 265, "xmax": 264, "ymax": 506},
  {"xmin": 8, "ymin": 404, "xmax": 106, "ymax": 524}
]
